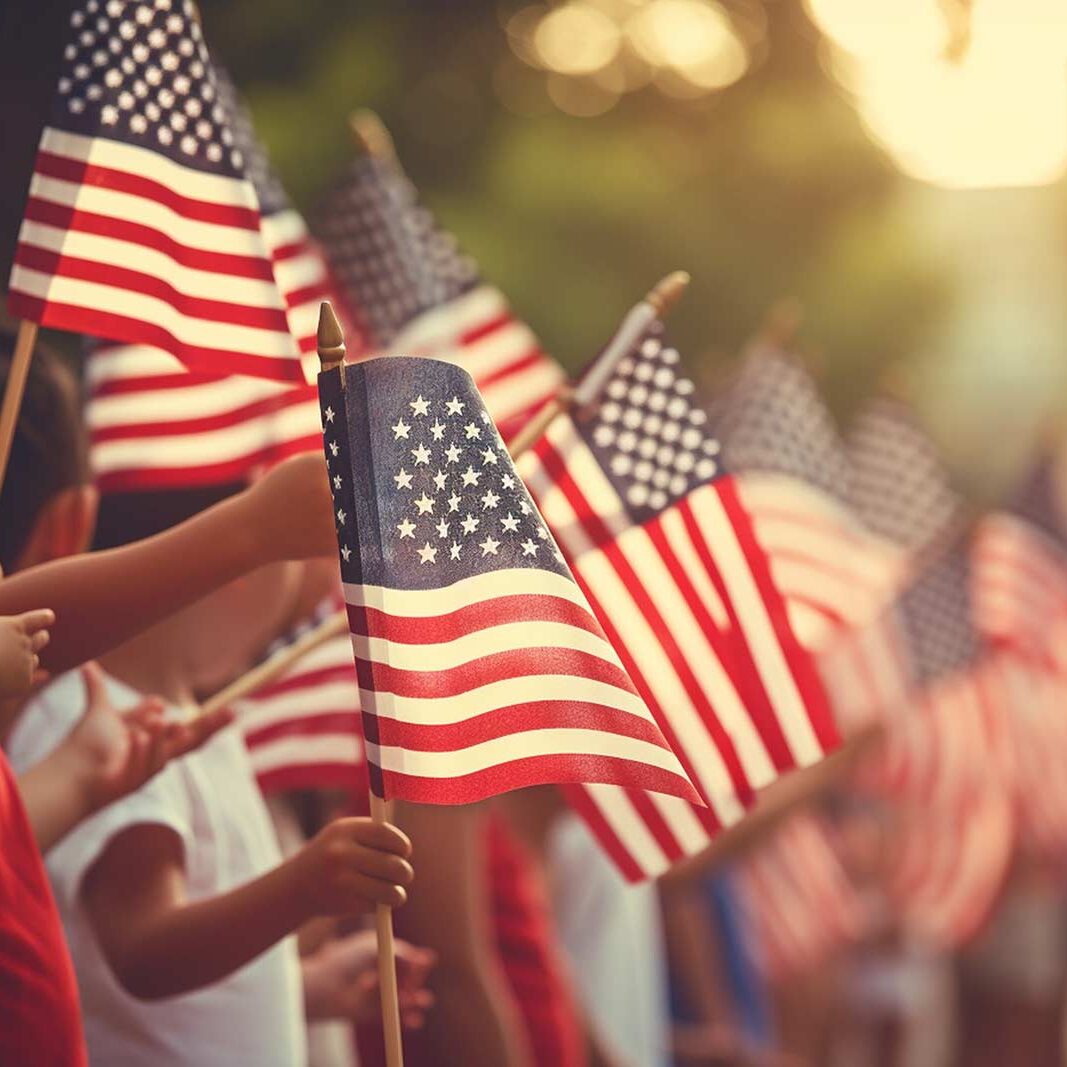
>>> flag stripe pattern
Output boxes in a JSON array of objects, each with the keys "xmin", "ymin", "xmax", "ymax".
[
  {"xmin": 518, "ymin": 326, "xmax": 838, "ymax": 880},
  {"xmin": 313, "ymin": 147, "xmax": 564, "ymax": 440},
  {"xmin": 8, "ymin": 2, "xmax": 301, "ymax": 382},
  {"xmin": 319, "ymin": 355, "xmax": 702, "ymax": 807}
]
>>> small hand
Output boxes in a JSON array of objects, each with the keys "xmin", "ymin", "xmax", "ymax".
[
  {"xmin": 0, "ymin": 609, "xmax": 54, "ymax": 698},
  {"xmin": 289, "ymin": 817, "xmax": 414, "ymax": 918},
  {"xmin": 66, "ymin": 663, "xmax": 234, "ymax": 814},
  {"xmin": 303, "ymin": 930, "xmax": 436, "ymax": 1028}
]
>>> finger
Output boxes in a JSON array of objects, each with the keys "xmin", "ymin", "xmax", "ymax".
[
  {"xmin": 124, "ymin": 698, "xmax": 166, "ymax": 729},
  {"xmin": 28, "ymin": 628, "xmax": 51, "ymax": 653},
  {"xmin": 339, "ymin": 873, "xmax": 409, "ymax": 909},
  {"xmin": 31, "ymin": 667, "xmax": 50, "ymax": 687},
  {"xmin": 142, "ymin": 723, "xmax": 169, "ymax": 781},
  {"xmin": 80, "ymin": 661, "xmax": 107, "ymax": 712},
  {"xmin": 346, "ymin": 819, "xmax": 413, "ymax": 858},
  {"xmin": 169, "ymin": 707, "xmax": 234, "ymax": 758},
  {"xmin": 18, "ymin": 608, "xmax": 55, "ymax": 635},
  {"xmin": 347, "ymin": 846, "xmax": 415, "ymax": 887}
]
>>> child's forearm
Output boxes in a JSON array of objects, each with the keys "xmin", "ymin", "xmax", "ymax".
[
  {"xmin": 0, "ymin": 494, "xmax": 263, "ymax": 676},
  {"xmin": 18, "ymin": 744, "xmax": 96, "ymax": 852},
  {"xmin": 111, "ymin": 855, "xmax": 309, "ymax": 1000}
]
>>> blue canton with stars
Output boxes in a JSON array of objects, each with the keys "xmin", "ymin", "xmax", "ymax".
[
  {"xmin": 319, "ymin": 358, "xmax": 568, "ymax": 591},
  {"xmin": 51, "ymin": 0, "xmax": 244, "ymax": 179},
  {"xmin": 572, "ymin": 322, "xmax": 726, "ymax": 525}
]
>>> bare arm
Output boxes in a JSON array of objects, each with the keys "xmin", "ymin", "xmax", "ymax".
[
  {"xmin": 82, "ymin": 816, "xmax": 413, "ymax": 1000},
  {"xmin": 393, "ymin": 801, "xmax": 533, "ymax": 1067},
  {"xmin": 0, "ymin": 454, "xmax": 336, "ymax": 676}
]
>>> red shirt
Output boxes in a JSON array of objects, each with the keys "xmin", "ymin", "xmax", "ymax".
[{"xmin": 0, "ymin": 750, "xmax": 86, "ymax": 1066}]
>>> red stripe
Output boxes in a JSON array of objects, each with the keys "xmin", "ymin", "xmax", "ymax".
[
  {"xmin": 365, "ymin": 698, "xmax": 671, "ymax": 753},
  {"xmin": 243, "ymin": 713, "xmax": 362, "ymax": 750},
  {"xmin": 23, "ymin": 196, "xmax": 277, "ymax": 280},
  {"xmin": 8, "ymin": 293, "xmax": 305, "ymax": 382},
  {"xmin": 460, "ymin": 310, "xmax": 512, "ymax": 346},
  {"xmin": 354, "ymin": 645, "xmax": 636, "ymax": 701},
  {"xmin": 92, "ymin": 371, "xmax": 238, "ymax": 396},
  {"xmin": 476, "ymin": 348, "xmax": 552, "ymax": 391},
  {"xmin": 91, "ymin": 390, "xmax": 317, "ymax": 443},
  {"xmin": 533, "ymin": 436, "xmax": 753, "ymax": 807},
  {"xmin": 378, "ymin": 752, "xmax": 702, "ymax": 806},
  {"xmin": 255, "ymin": 763, "xmax": 368, "ymax": 797},
  {"xmin": 16, "ymin": 242, "xmax": 291, "ymax": 332},
  {"xmin": 347, "ymin": 592, "xmax": 604, "ymax": 645},
  {"xmin": 247, "ymin": 664, "xmax": 356, "ymax": 701},
  {"xmin": 718, "ymin": 479, "xmax": 840, "ymax": 756},
  {"xmin": 35, "ymin": 148, "xmax": 262, "ymax": 229}
]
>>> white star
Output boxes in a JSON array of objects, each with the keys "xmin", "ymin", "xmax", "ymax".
[
  {"xmin": 518, "ymin": 499, "xmax": 532, "ymax": 515},
  {"xmin": 329, "ymin": 441, "xmax": 339, "ymax": 457},
  {"xmin": 397, "ymin": 518, "xmax": 416, "ymax": 539},
  {"xmin": 447, "ymin": 493, "xmax": 462, "ymax": 513},
  {"xmin": 461, "ymin": 466, "xmax": 480, "ymax": 487},
  {"xmin": 435, "ymin": 519, "xmax": 450, "ymax": 539},
  {"xmin": 501, "ymin": 473, "xmax": 516, "ymax": 489},
  {"xmin": 464, "ymin": 422, "xmax": 481, "ymax": 440},
  {"xmin": 429, "ymin": 420, "xmax": 446, "ymax": 441},
  {"xmin": 392, "ymin": 418, "xmax": 411, "ymax": 440},
  {"xmin": 520, "ymin": 539, "xmax": 538, "ymax": 557},
  {"xmin": 417, "ymin": 542, "xmax": 437, "ymax": 565},
  {"xmin": 481, "ymin": 489, "xmax": 500, "ymax": 510},
  {"xmin": 336, "ymin": 508, "xmax": 346, "ymax": 525},
  {"xmin": 480, "ymin": 447, "xmax": 498, "ymax": 466},
  {"xmin": 479, "ymin": 536, "xmax": 501, "ymax": 557},
  {"xmin": 501, "ymin": 513, "xmax": 520, "ymax": 533},
  {"xmin": 481, "ymin": 410, "xmax": 493, "ymax": 424},
  {"xmin": 324, "ymin": 406, "xmax": 335, "ymax": 423},
  {"xmin": 411, "ymin": 443, "xmax": 432, "ymax": 465},
  {"xmin": 460, "ymin": 514, "xmax": 480, "ymax": 535},
  {"xmin": 444, "ymin": 443, "xmax": 462, "ymax": 464},
  {"xmin": 341, "ymin": 544, "xmax": 352, "ymax": 562},
  {"xmin": 449, "ymin": 541, "xmax": 462, "ymax": 561},
  {"xmin": 394, "ymin": 468, "xmax": 413, "ymax": 490},
  {"xmin": 432, "ymin": 469, "xmax": 448, "ymax": 492},
  {"xmin": 414, "ymin": 493, "xmax": 435, "ymax": 515},
  {"xmin": 410, "ymin": 395, "xmax": 430, "ymax": 417},
  {"xmin": 333, "ymin": 475, "xmax": 342, "ymax": 490},
  {"xmin": 445, "ymin": 396, "xmax": 465, "ymax": 416},
  {"xmin": 537, "ymin": 525, "xmax": 548, "ymax": 539}
]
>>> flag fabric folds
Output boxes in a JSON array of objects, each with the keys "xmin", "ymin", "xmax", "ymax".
[
  {"xmin": 318, "ymin": 355, "xmax": 703, "ymax": 807},
  {"xmin": 313, "ymin": 143, "xmax": 564, "ymax": 440},
  {"xmin": 517, "ymin": 324, "xmax": 839, "ymax": 880},
  {"xmin": 8, "ymin": 0, "xmax": 303, "ymax": 382}
]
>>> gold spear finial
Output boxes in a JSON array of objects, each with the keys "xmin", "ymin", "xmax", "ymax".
[
  {"xmin": 316, "ymin": 301, "xmax": 346, "ymax": 376},
  {"xmin": 645, "ymin": 270, "xmax": 690, "ymax": 319},
  {"xmin": 348, "ymin": 109, "xmax": 396, "ymax": 161}
]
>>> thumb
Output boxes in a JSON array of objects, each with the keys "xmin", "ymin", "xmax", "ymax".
[
  {"xmin": 17, "ymin": 608, "xmax": 55, "ymax": 636},
  {"xmin": 80, "ymin": 661, "xmax": 107, "ymax": 714}
]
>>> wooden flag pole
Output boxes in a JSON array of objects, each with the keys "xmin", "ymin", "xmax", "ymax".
[
  {"xmin": 199, "ymin": 610, "xmax": 347, "ymax": 716},
  {"xmin": 317, "ymin": 300, "xmax": 405, "ymax": 1067},
  {"xmin": 506, "ymin": 270, "xmax": 690, "ymax": 459},
  {"xmin": 0, "ymin": 320, "xmax": 39, "ymax": 494},
  {"xmin": 348, "ymin": 109, "xmax": 397, "ymax": 160}
]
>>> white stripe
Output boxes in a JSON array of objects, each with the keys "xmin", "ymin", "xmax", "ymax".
[
  {"xmin": 236, "ymin": 679, "xmax": 359, "ymax": 733},
  {"xmin": 579, "ymin": 784, "xmax": 674, "ymax": 878},
  {"xmin": 658, "ymin": 507, "xmax": 730, "ymax": 630},
  {"xmin": 353, "ymin": 618, "xmax": 620, "ymax": 672},
  {"xmin": 343, "ymin": 566, "xmax": 587, "ymax": 615},
  {"xmin": 261, "ymin": 208, "xmax": 311, "ymax": 251},
  {"xmin": 689, "ymin": 485, "xmax": 824, "ymax": 766},
  {"xmin": 28, "ymin": 173, "xmax": 271, "ymax": 263},
  {"xmin": 392, "ymin": 285, "xmax": 508, "ymax": 349},
  {"xmin": 368, "ymin": 727, "xmax": 688, "ymax": 781},
  {"xmin": 90, "ymin": 402, "xmax": 319, "ymax": 473},
  {"xmin": 39, "ymin": 128, "xmax": 261, "ymax": 209},
  {"xmin": 11, "ymin": 266, "xmax": 297, "ymax": 357},
  {"xmin": 358, "ymin": 673, "xmax": 650, "ymax": 727},
  {"xmin": 248, "ymin": 734, "xmax": 363, "ymax": 775},
  {"xmin": 19, "ymin": 219, "xmax": 287, "ymax": 308},
  {"xmin": 477, "ymin": 362, "xmax": 564, "ymax": 424},
  {"xmin": 86, "ymin": 344, "xmax": 185, "ymax": 383}
]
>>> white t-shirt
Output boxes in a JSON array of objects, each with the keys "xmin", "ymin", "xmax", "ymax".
[
  {"xmin": 546, "ymin": 813, "xmax": 671, "ymax": 1067},
  {"xmin": 6, "ymin": 669, "xmax": 307, "ymax": 1067}
]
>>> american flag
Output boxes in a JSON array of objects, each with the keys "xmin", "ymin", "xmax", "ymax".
[
  {"xmin": 517, "ymin": 325, "xmax": 839, "ymax": 881},
  {"xmin": 971, "ymin": 451, "xmax": 1067, "ymax": 670},
  {"xmin": 715, "ymin": 347, "xmax": 909, "ymax": 730},
  {"xmin": 8, "ymin": 0, "xmax": 303, "ymax": 382},
  {"xmin": 234, "ymin": 605, "xmax": 366, "ymax": 798},
  {"xmin": 313, "ymin": 131, "xmax": 564, "ymax": 441},
  {"xmin": 83, "ymin": 66, "xmax": 347, "ymax": 491},
  {"xmin": 318, "ymin": 355, "xmax": 702, "ymax": 807}
]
